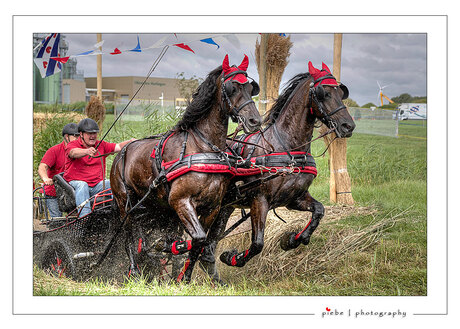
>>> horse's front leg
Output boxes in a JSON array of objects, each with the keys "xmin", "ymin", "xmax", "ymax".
[
  {"xmin": 169, "ymin": 197, "xmax": 207, "ymax": 283},
  {"xmin": 220, "ymin": 196, "xmax": 269, "ymax": 267},
  {"xmin": 199, "ymin": 205, "xmax": 234, "ymax": 285},
  {"xmin": 178, "ymin": 208, "xmax": 226, "ymax": 284},
  {"xmin": 281, "ymin": 192, "xmax": 324, "ymax": 250},
  {"xmin": 124, "ymin": 218, "xmax": 142, "ymax": 279}
]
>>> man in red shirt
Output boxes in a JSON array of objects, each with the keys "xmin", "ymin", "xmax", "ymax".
[
  {"xmin": 38, "ymin": 123, "xmax": 79, "ymax": 218},
  {"xmin": 63, "ymin": 118, "xmax": 135, "ymax": 217}
]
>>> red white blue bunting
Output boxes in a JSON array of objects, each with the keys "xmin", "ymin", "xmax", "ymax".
[{"xmin": 36, "ymin": 33, "xmax": 283, "ymax": 78}]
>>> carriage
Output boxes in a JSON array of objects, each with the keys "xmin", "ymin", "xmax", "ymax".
[{"xmin": 33, "ymin": 174, "xmax": 185, "ymax": 281}]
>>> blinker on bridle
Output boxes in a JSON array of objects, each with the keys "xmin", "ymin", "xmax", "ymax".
[
  {"xmin": 221, "ymin": 68, "xmax": 259, "ymax": 125},
  {"xmin": 308, "ymin": 73, "xmax": 348, "ymax": 136}
]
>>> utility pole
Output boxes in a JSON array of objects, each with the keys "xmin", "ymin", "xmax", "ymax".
[
  {"xmin": 258, "ymin": 34, "xmax": 268, "ymax": 115},
  {"xmin": 97, "ymin": 33, "xmax": 102, "ymax": 101}
]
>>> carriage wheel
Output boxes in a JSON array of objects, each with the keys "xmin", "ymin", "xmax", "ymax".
[{"xmin": 41, "ymin": 240, "xmax": 77, "ymax": 279}]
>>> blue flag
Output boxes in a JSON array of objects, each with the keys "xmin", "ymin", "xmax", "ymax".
[
  {"xmin": 200, "ymin": 37, "xmax": 220, "ymax": 49},
  {"xmin": 129, "ymin": 35, "xmax": 142, "ymax": 52}
]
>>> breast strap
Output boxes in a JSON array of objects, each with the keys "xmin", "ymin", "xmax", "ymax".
[
  {"xmin": 230, "ymin": 133, "xmax": 315, "ymax": 168},
  {"xmin": 253, "ymin": 152, "xmax": 316, "ymax": 169},
  {"xmin": 152, "ymin": 130, "xmax": 238, "ymax": 183}
]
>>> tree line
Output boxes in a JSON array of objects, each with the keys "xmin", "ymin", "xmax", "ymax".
[{"xmin": 359, "ymin": 93, "xmax": 427, "ymax": 109}]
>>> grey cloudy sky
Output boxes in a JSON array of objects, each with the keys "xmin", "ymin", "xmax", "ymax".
[{"xmin": 63, "ymin": 33, "xmax": 426, "ymax": 106}]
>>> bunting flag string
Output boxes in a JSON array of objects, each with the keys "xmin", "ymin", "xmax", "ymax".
[
  {"xmin": 173, "ymin": 43, "xmax": 195, "ymax": 53},
  {"xmin": 46, "ymin": 33, "xmax": 235, "ymax": 64},
  {"xmin": 74, "ymin": 40, "xmax": 105, "ymax": 57},
  {"xmin": 37, "ymin": 33, "xmax": 285, "ymax": 78},
  {"xmin": 110, "ymin": 48, "xmax": 122, "ymax": 55},
  {"xmin": 146, "ymin": 36, "xmax": 168, "ymax": 50},
  {"xmin": 129, "ymin": 35, "xmax": 142, "ymax": 52},
  {"xmin": 52, "ymin": 56, "xmax": 70, "ymax": 64},
  {"xmin": 200, "ymin": 37, "xmax": 220, "ymax": 49}
]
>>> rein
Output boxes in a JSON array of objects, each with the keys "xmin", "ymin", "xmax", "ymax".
[
  {"xmin": 91, "ymin": 151, "xmax": 118, "ymax": 158},
  {"xmin": 94, "ymin": 45, "xmax": 169, "ymax": 151},
  {"xmin": 226, "ymin": 134, "xmax": 274, "ymax": 154}
]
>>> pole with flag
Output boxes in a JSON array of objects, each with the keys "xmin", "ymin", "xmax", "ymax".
[{"xmin": 97, "ymin": 33, "xmax": 103, "ymax": 101}]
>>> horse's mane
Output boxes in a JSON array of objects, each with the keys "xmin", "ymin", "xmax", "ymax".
[
  {"xmin": 263, "ymin": 73, "xmax": 311, "ymax": 125},
  {"xmin": 174, "ymin": 66, "xmax": 223, "ymax": 131}
]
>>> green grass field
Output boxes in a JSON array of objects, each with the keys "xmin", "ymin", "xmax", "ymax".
[{"xmin": 33, "ymin": 113, "xmax": 427, "ymax": 296}]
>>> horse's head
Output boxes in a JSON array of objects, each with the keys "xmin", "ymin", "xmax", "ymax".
[
  {"xmin": 308, "ymin": 61, "xmax": 355, "ymax": 138},
  {"xmin": 221, "ymin": 54, "xmax": 262, "ymax": 133}
]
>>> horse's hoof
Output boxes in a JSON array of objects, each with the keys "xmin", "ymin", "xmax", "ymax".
[
  {"xmin": 127, "ymin": 266, "xmax": 141, "ymax": 280},
  {"xmin": 212, "ymin": 278, "xmax": 228, "ymax": 287},
  {"xmin": 301, "ymin": 236, "xmax": 311, "ymax": 246},
  {"xmin": 176, "ymin": 274, "xmax": 192, "ymax": 284},
  {"xmin": 280, "ymin": 232, "xmax": 301, "ymax": 251},
  {"xmin": 219, "ymin": 249, "xmax": 238, "ymax": 266}
]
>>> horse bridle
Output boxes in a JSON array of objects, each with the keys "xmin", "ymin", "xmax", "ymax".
[
  {"xmin": 307, "ymin": 73, "xmax": 348, "ymax": 137},
  {"xmin": 221, "ymin": 69, "xmax": 258, "ymax": 129}
]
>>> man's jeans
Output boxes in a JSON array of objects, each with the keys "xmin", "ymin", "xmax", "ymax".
[
  {"xmin": 45, "ymin": 197, "xmax": 62, "ymax": 218},
  {"xmin": 69, "ymin": 180, "xmax": 111, "ymax": 217}
]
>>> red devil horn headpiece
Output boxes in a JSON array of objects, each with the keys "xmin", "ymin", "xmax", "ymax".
[
  {"xmin": 238, "ymin": 54, "xmax": 249, "ymax": 71},
  {"xmin": 308, "ymin": 61, "xmax": 338, "ymax": 87},
  {"xmin": 222, "ymin": 54, "xmax": 231, "ymax": 74},
  {"xmin": 308, "ymin": 61, "xmax": 320, "ymax": 76},
  {"xmin": 222, "ymin": 54, "xmax": 249, "ymax": 84},
  {"xmin": 322, "ymin": 62, "xmax": 332, "ymax": 74}
]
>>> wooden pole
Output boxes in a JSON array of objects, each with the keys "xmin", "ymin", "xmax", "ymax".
[
  {"xmin": 333, "ymin": 34, "xmax": 342, "ymax": 81},
  {"xmin": 96, "ymin": 33, "xmax": 102, "ymax": 101},
  {"xmin": 330, "ymin": 33, "xmax": 354, "ymax": 205},
  {"xmin": 258, "ymin": 34, "xmax": 268, "ymax": 115}
]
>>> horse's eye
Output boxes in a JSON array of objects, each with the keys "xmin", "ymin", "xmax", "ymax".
[{"xmin": 224, "ymin": 81, "xmax": 236, "ymax": 96}]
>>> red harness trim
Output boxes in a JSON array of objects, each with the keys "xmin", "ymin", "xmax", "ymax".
[
  {"xmin": 150, "ymin": 134, "xmax": 237, "ymax": 182},
  {"xmin": 166, "ymin": 163, "xmax": 236, "ymax": 182},
  {"xmin": 176, "ymin": 258, "xmax": 191, "ymax": 282},
  {"xmin": 295, "ymin": 219, "xmax": 312, "ymax": 240},
  {"xmin": 150, "ymin": 135, "xmax": 317, "ymax": 182},
  {"xmin": 171, "ymin": 240, "xmax": 193, "ymax": 255},
  {"xmin": 150, "ymin": 132, "xmax": 175, "ymax": 159},
  {"xmin": 238, "ymin": 132, "xmax": 259, "ymax": 155}
]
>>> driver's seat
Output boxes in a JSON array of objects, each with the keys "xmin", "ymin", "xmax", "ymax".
[{"xmin": 53, "ymin": 173, "xmax": 76, "ymax": 213}]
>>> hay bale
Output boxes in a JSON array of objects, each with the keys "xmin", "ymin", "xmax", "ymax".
[
  {"xmin": 85, "ymin": 95, "xmax": 106, "ymax": 134},
  {"xmin": 255, "ymin": 34, "xmax": 293, "ymax": 110}
]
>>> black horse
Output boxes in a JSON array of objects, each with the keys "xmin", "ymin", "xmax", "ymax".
[
  {"xmin": 199, "ymin": 62, "xmax": 355, "ymax": 281},
  {"xmin": 109, "ymin": 55, "xmax": 262, "ymax": 282}
]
